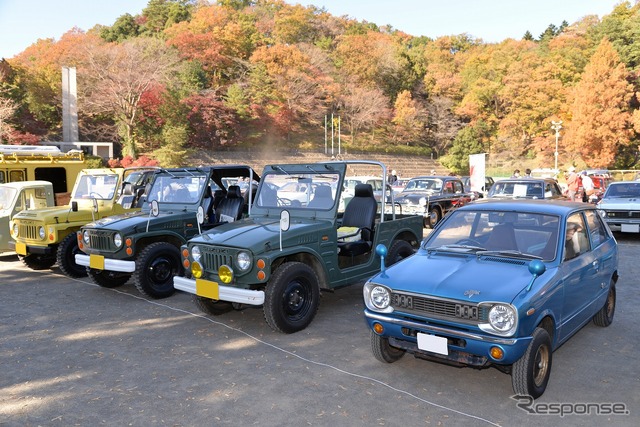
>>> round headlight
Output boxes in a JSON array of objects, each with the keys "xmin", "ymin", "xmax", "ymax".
[
  {"xmin": 83, "ymin": 230, "xmax": 90, "ymax": 245},
  {"xmin": 12, "ymin": 223, "xmax": 19, "ymax": 237},
  {"xmin": 113, "ymin": 233, "xmax": 122, "ymax": 248},
  {"xmin": 419, "ymin": 197, "xmax": 427, "ymax": 206},
  {"xmin": 38, "ymin": 226, "xmax": 45, "ymax": 240},
  {"xmin": 236, "ymin": 251, "xmax": 252, "ymax": 271},
  {"xmin": 370, "ymin": 286, "xmax": 390, "ymax": 309},
  {"xmin": 488, "ymin": 304, "xmax": 516, "ymax": 333},
  {"xmin": 597, "ymin": 209, "xmax": 606, "ymax": 218},
  {"xmin": 191, "ymin": 245, "xmax": 201, "ymax": 262}
]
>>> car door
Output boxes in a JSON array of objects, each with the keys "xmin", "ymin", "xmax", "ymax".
[{"xmin": 558, "ymin": 211, "xmax": 601, "ymax": 340}]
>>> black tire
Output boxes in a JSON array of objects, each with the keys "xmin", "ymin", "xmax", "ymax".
[
  {"xmin": 56, "ymin": 233, "xmax": 87, "ymax": 278},
  {"xmin": 512, "ymin": 327, "xmax": 552, "ymax": 399},
  {"xmin": 20, "ymin": 254, "xmax": 55, "ymax": 270},
  {"xmin": 263, "ymin": 262, "xmax": 320, "ymax": 333},
  {"xmin": 425, "ymin": 206, "xmax": 442, "ymax": 229},
  {"xmin": 385, "ymin": 240, "xmax": 414, "ymax": 267},
  {"xmin": 593, "ymin": 285, "xmax": 616, "ymax": 327},
  {"xmin": 88, "ymin": 268, "xmax": 131, "ymax": 288},
  {"xmin": 133, "ymin": 242, "xmax": 183, "ymax": 299},
  {"xmin": 193, "ymin": 295, "xmax": 234, "ymax": 316},
  {"xmin": 370, "ymin": 331, "xmax": 405, "ymax": 363}
]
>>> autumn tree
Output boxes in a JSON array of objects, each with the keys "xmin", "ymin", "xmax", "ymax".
[
  {"xmin": 79, "ymin": 37, "xmax": 180, "ymax": 158},
  {"xmin": 337, "ymin": 83, "xmax": 390, "ymax": 145},
  {"xmin": 391, "ymin": 90, "xmax": 426, "ymax": 144},
  {"xmin": 564, "ymin": 38, "xmax": 633, "ymax": 167}
]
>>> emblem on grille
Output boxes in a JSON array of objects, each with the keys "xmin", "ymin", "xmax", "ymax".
[{"xmin": 464, "ymin": 290, "xmax": 480, "ymax": 298}]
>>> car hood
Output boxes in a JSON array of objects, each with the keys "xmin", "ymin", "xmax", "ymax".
[
  {"xmin": 371, "ymin": 251, "xmax": 538, "ymax": 303},
  {"xmin": 599, "ymin": 197, "xmax": 640, "ymax": 210},
  {"xmin": 84, "ymin": 209, "xmax": 194, "ymax": 232},
  {"xmin": 395, "ymin": 191, "xmax": 438, "ymax": 203},
  {"xmin": 190, "ymin": 216, "xmax": 330, "ymax": 252}
]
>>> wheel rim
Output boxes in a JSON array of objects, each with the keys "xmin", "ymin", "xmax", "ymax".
[
  {"xmin": 429, "ymin": 210, "xmax": 439, "ymax": 226},
  {"xmin": 533, "ymin": 344, "xmax": 550, "ymax": 386},
  {"xmin": 282, "ymin": 280, "xmax": 312, "ymax": 321},
  {"xmin": 147, "ymin": 256, "xmax": 174, "ymax": 284}
]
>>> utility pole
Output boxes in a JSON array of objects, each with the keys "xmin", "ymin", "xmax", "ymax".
[{"xmin": 551, "ymin": 120, "xmax": 562, "ymax": 173}]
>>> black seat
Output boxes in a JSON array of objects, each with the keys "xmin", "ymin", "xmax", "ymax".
[
  {"xmin": 202, "ymin": 186, "xmax": 214, "ymax": 223},
  {"xmin": 338, "ymin": 183, "xmax": 377, "ymax": 258},
  {"xmin": 216, "ymin": 185, "xmax": 244, "ymax": 222},
  {"xmin": 308, "ymin": 185, "xmax": 333, "ymax": 209}
]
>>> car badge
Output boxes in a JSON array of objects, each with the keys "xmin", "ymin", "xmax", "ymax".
[{"xmin": 464, "ymin": 290, "xmax": 480, "ymax": 298}]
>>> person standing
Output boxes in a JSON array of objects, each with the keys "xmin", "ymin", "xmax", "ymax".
[
  {"xmin": 511, "ymin": 169, "xmax": 521, "ymax": 178},
  {"xmin": 524, "ymin": 168, "xmax": 532, "ymax": 177},
  {"xmin": 581, "ymin": 171, "xmax": 594, "ymax": 202},
  {"xmin": 566, "ymin": 166, "xmax": 580, "ymax": 201}
]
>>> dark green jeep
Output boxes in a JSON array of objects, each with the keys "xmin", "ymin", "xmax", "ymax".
[
  {"xmin": 76, "ymin": 165, "xmax": 259, "ymax": 298},
  {"xmin": 174, "ymin": 160, "xmax": 424, "ymax": 333}
]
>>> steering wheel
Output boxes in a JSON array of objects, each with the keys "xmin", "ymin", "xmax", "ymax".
[
  {"xmin": 89, "ymin": 192, "xmax": 104, "ymax": 199},
  {"xmin": 278, "ymin": 198, "xmax": 301, "ymax": 207},
  {"xmin": 456, "ymin": 238, "xmax": 483, "ymax": 247}
]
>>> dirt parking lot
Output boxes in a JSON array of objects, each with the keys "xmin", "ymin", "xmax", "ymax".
[{"xmin": 1, "ymin": 233, "xmax": 639, "ymax": 426}]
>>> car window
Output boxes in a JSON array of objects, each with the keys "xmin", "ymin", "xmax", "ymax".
[
  {"xmin": 584, "ymin": 210, "xmax": 608, "ymax": 248},
  {"xmin": 564, "ymin": 213, "xmax": 589, "ymax": 261}
]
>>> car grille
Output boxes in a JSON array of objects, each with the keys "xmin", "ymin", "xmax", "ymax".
[
  {"xmin": 201, "ymin": 247, "xmax": 237, "ymax": 272},
  {"xmin": 391, "ymin": 292, "xmax": 489, "ymax": 324},
  {"xmin": 604, "ymin": 210, "xmax": 640, "ymax": 219},
  {"xmin": 18, "ymin": 224, "xmax": 39, "ymax": 240},
  {"xmin": 86, "ymin": 230, "xmax": 113, "ymax": 251}
]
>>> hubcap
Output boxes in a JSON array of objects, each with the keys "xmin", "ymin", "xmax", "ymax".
[
  {"xmin": 149, "ymin": 257, "xmax": 173, "ymax": 283},
  {"xmin": 533, "ymin": 344, "xmax": 550, "ymax": 386}
]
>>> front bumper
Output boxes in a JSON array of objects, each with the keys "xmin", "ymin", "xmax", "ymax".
[
  {"xmin": 365, "ymin": 310, "xmax": 530, "ymax": 366},
  {"xmin": 603, "ymin": 218, "xmax": 640, "ymax": 233},
  {"xmin": 9, "ymin": 240, "xmax": 54, "ymax": 255},
  {"xmin": 173, "ymin": 276, "xmax": 265, "ymax": 305},
  {"xmin": 75, "ymin": 253, "xmax": 136, "ymax": 273}
]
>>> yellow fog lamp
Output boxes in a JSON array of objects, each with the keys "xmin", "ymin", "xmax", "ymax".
[
  {"xmin": 218, "ymin": 265, "xmax": 234, "ymax": 284},
  {"xmin": 191, "ymin": 261, "xmax": 203, "ymax": 279}
]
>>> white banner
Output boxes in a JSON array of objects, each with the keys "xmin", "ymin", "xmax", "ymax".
[{"xmin": 469, "ymin": 153, "xmax": 486, "ymax": 192}]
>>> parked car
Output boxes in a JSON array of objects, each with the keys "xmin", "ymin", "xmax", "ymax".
[
  {"xmin": 76, "ymin": 165, "xmax": 260, "ymax": 298},
  {"xmin": 363, "ymin": 199, "xmax": 618, "ymax": 398},
  {"xmin": 174, "ymin": 160, "xmax": 424, "ymax": 334},
  {"xmin": 487, "ymin": 178, "xmax": 564, "ymax": 200},
  {"xmin": 461, "ymin": 175, "xmax": 495, "ymax": 199},
  {"xmin": 0, "ymin": 181, "xmax": 55, "ymax": 253},
  {"xmin": 391, "ymin": 178, "xmax": 410, "ymax": 196},
  {"xmin": 597, "ymin": 180, "xmax": 640, "ymax": 233},
  {"xmin": 343, "ymin": 176, "xmax": 385, "ymax": 202},
  {"xmin": 393, "ymin": 175, "xmax": 473, "ymax": 228}
]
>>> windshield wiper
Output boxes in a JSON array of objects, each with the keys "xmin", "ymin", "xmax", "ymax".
[
  {"xmin": 427, "ymin": 244, "xmax": 487, "ymax": 253},
  {"xmin": 476, "ymin": 250, "xmax": 542, "ymax": 260}
]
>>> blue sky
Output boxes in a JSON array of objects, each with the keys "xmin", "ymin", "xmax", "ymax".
[{"xmin": 0, "ymin": 0, "xmax": 624, "ymax": 59}]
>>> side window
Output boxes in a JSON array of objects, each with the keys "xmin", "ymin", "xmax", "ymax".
[
  {"xmin": 9, "ymin": 169, "xmax": 26, "ymax": 182},
  {"xmin": 453, "ymin": 181, "xmax": 463, "ymax": 193},
  {"xmin": 564, "ymin": 213, "xmax": 589, "ymax": 261},
  {"xmin": 444, "ymin": 182, "xmax": 454, "ymax": 194},
  {"xmin": 584, "ymin": 210, "xmax": 608, "ymax": 248}
]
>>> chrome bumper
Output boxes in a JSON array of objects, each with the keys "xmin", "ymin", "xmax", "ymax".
[
  {"xmin": 75, "ymin": 254, "xmax": 136, "ymax": 273},
  {"xmin": 364, "ymin": 310, "xmax": 517, "ymax": 345},
  {"xmin": 173, "ymin": 276, "xmax": 265, "ymax": 305}
]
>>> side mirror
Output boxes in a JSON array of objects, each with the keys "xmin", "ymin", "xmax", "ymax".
[
  {"xmin": 71, "ymin": 201, "xmax": 78, "ymax": 212},
  {"xmin": 150, "ymin": 200, "xmax": 159, "ymax": 217},
  {"xmin": 280, "ymin": 209, "xmax": 290, "ymax": 231},
  {"xmin": 197, "ymin": 206, "xmax": 204, "ymax": 224}
]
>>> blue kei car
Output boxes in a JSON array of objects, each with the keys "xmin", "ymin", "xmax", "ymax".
[{"xmin": 364, "ymin": 199, "xmax": 618, "ymax": 398}]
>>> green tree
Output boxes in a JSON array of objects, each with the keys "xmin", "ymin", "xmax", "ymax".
[
  {"xmin": 439, "ymin": 122, "xmax": 490, "ymax": 174},
  {"xmin": 154, "ymin": 124, "xmax": 191, "ymax": 167},
  {"xmin": 100, "ymin": 13, "xmax": 140, "ymax": 42}
]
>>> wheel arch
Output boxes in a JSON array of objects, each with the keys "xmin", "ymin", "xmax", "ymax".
[
  {"xmin": 390, "ymin": 229, "xmax": 421, "ymax": 249},
  {"xmin": 270, "ymin": 251, "xmax": 328, "ymax": 289},
  {"xmin": 135, "ymin": 233, "xmax": 185, "ymax": 254}
]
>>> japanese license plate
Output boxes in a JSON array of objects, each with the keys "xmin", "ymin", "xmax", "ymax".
[
  {"xmin": 621, "ymin": 223, "xmax": 639, "ymax": 233},
  {"xmin": 15, "ymin": 242, "xmax": 27, "ymax": 255},
  {"xmin": 89, "ymin": 254, "xmax": 105, "ymax": 270},
  {"xmin": 196, "ymin": 278, "xmax": 219, "ymax": 300},
  {"xmin": 417, "ymin": 333, "xmax": 448, "ymax": 355}
]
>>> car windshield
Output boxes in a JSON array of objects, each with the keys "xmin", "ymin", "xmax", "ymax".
[
  {"xmin": 256, "ymin": 171, "xmax": 340, "ymax": 210},
  {"xmin": 0, "ymin": 186, "xmax": 17, "ymax": 211},
  {"xmin": 488, "ymin": 181, "xmax": 545, "ymax": 198},
  {"xmin": 424, "ymin": 210, "xmax": 561, "ymax": 261},
  {"xmin": 404, "ymin": 178, "xmax": 442, "ymax": 192},
  {"xmin": 604, "ymin": 182, "xmax": 640, "ymax": 198},
  {"xmin": 147, "ymin": 172, "xmax": 208, "ymax": 204},
  {"xmin": 72, "ymin": 174, "xmax": 120, "ymax": 200}
]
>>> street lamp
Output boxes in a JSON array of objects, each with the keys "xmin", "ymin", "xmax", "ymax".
[{"xmin": 551, "ymin": 120, "xmax": 563, "ymax": 172}]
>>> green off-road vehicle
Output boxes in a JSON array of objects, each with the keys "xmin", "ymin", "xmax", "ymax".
[
  {"xmin": 9, "ymin": 167, "xmax": 156, "ymax": 276},
  {"xmin": 76, "ymin": 165, "xmax": 259, "ymax": 298},
  {"xmin": 174, "ymin": 160, "xmax": 424, "ymax": 333}
]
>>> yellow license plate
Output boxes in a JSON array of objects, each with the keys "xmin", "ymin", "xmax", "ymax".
[
  {"xmin": 89, "ymin": 254, "xmax": 105, "ymax": 270},
  {"xmin": 15, "ymin": 242, "xmax": 27, "ymax": 255},
  {"xmin": 196, "ymin": 278, "xmax": 219, "ymax": 300}
]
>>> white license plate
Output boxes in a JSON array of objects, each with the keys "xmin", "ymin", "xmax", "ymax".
[
  {"xmin": 417, "ymin": 333, "xmax": 448, "ymax": 355},
  {"xmin": 621, "ymin": 223, "xmax": 639, "ymax": 233}
]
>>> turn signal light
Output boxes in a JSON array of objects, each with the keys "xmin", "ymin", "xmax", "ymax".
[
  {"xmin": 373, "ymin": 323, "xmax": 384, "ymax": 334},
  {"xmin": 490, "ymin": 346, "xmax": 504, "ymax": 360}
]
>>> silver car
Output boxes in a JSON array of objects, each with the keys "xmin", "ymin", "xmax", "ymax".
[{"xmin": 597, "ymin": 181, "xmax": 640, "ymax": 233}]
